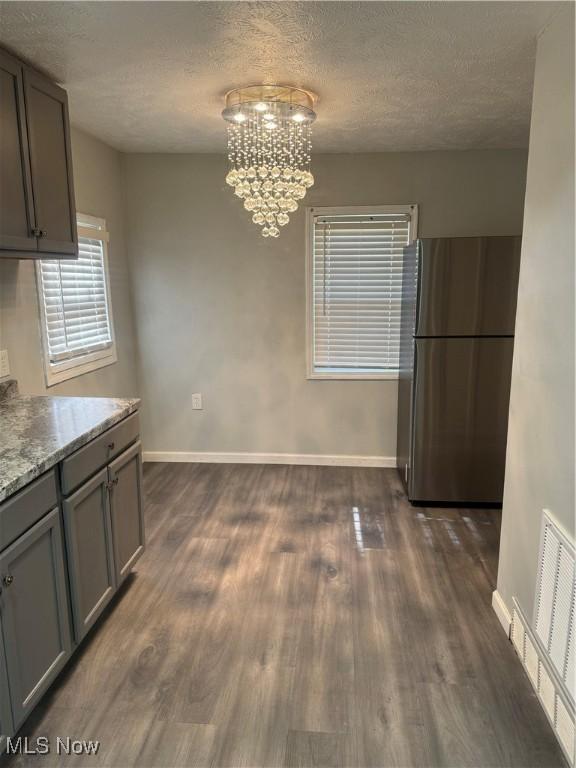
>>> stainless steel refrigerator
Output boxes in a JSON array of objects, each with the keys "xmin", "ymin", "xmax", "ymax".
[{"xmin": 397, "ymin": 236, "xmax": 521, "ymax": 504}]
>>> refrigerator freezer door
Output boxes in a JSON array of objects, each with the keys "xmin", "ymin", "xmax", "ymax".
[
  {"xmin": 416, "ymin": 237, "xmax": 521, "ymax": 337},
  {"xmin": 410, "ymin": 337, "xmax": 514, "ymax": 503}
]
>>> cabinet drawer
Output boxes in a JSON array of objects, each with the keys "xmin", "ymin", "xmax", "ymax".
[
  {"xmin": 61, "ymin": 412, "xmax": 140, "ymax": 496},
  {"xmin": 0, "ymin": 471, "xmax": 57, "ymax": 552}
]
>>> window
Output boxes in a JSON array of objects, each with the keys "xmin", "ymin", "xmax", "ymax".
[
  {"xmin": 37, "ymin": 214, "xmax": 116, "ymax": 386},
  {"xmin": 306, "ymin": 205, "xmax": 418, "ymax": 379}
]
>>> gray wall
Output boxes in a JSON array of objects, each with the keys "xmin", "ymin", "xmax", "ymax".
[
  {"xmin": 123, "ymin": 149, "xmax": 527, "ymax": 457},
  {"xmin": 497, "ymin": 7, "xmax": 575, "ymax": 617},
  {"xmin": 0, "ymin": 128, "xmax": 139, "ymax": 398}
]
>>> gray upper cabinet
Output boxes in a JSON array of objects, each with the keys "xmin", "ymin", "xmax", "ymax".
[
  {"xmin": 0, "ymin": 48, "xmax": 36, "ymax": 253},
  {"xmin": 0, "ymin": 508, "xmax": 71, "ymax": 729},
  {"xmin": 108, "ymin": 441, "xmax": 145, "ymax": 586},
  {"xmin": 63, "ymin": 468, "xmax": 116, "ymax": 643},
  {"xmin": 23, "ymin": 68, "xmax": 77, "ymax": 256},
  {"xmin": 0, "ymin": 45, "xmax": 77, "ymax": 259}
]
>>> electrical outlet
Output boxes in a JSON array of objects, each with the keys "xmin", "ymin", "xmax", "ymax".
[
  {"xmin": 0, "ymin": 350, "xmax": 10, "ymax": 378},
  {"xmin": 192, "ymin": 393, "xmax": 203, "ymax": 410}
]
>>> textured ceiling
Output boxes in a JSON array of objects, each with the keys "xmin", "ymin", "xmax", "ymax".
[{"xmin": 0, "ymin": 1, "xmax": 561, "ymax": 153}]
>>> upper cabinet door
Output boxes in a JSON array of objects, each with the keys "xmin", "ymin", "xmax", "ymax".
[
  {"xmin": 23, "ymin": 68, "xmax": 78, "ymax": 256},
  {"xmin": 0, "ymin": 49, "xmax": 37, "ymax": 252}
]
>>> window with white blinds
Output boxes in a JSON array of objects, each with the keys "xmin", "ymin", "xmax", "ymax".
[
  {"xmin": 37, "ymin": 214, "xmax": 117, "ymax": 385},
  {"xmin": 307, "ymin": 206, "xmax": 417, "ymax": 379}
]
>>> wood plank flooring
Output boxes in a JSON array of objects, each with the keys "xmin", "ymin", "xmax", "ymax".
[{"xmin": 2, "ymin": 464, "xmax": 567, "ymax": 767}]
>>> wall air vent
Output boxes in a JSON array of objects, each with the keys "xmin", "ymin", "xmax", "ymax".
[
  {"xmin": 510, "ymin": 510, "xmax": 575, "ymax": 765},
  {"xmin": 534, "ymin": 509, "xmax": 575, "ymax": 697}
]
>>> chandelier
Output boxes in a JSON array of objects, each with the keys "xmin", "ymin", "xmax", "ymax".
[{"xmin": 222, "ymin": 85, "xmax": 317, "ymax": 238}]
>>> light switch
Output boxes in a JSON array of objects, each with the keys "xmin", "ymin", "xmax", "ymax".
[
  {"xmin": 0, "ymin": 350, "xmax": 10, "ymax": 378},
  {"xmin": 192, "ymin": 393, "xmax": 203, "ymax": 410}
]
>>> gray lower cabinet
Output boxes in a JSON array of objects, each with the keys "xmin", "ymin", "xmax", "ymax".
[
  {"xmin": 0, "ymin": 619, "xmax": 13, "ymax": 753},
  {"xmin": 0, "ymin": 508, "xmax": 71, "ymax": 730},
  {"xmin": 62, "ymin": 438, "xmax": 144, "ymax": 641},
  {"xmin": 0, "ymin": 415, "xmax": 143, "ymax": 748},
  {"xmin": 63, "ymin": 468, "xmax": 116, "ymax": 642},
  {"xmin": 109, "ymin": 441, "xmax": 145, "ymax": 586}
]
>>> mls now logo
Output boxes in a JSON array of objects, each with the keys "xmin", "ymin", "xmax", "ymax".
[{"xmin": 6, "ymin": 736, "xmax": 100, "ymax": 755}]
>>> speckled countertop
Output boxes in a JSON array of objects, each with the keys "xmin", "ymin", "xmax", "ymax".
[{"xmin": 0, "ymin": 384, "xmax": 140, "ymax": 503}]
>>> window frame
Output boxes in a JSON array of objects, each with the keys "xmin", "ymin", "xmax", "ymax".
[
  {"xmin": 36, "ymin": 213, "xmax": 117, "ymax": 387},
  {"xmin": 305, "ymin": 204, "xmax": 419, "ymax": 381}
]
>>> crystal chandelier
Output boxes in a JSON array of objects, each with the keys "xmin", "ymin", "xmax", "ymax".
[{"xmin": 223, "ymin": 85, "xmax": 317, "ymax": 238}]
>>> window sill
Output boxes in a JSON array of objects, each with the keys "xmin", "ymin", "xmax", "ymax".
[
  {"xmin": 307, "ymin": 371, "xmax": 399, "ymax": 381},
  {"xmin": 45, "ymin": 348, "xmax": 118, "ymax": 387}
]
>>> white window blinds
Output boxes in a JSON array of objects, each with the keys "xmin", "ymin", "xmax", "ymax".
[
  {"xmin": 38, "ymin": 218, "xmax": 113, "ymax": 363},
  {"xmin": 310, "ymin": 207, "xmax": 416, "ymax": 377}
]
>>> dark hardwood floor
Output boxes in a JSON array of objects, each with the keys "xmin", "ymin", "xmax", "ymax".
[{"xmin": 3, "ymin": 464, "xmax": 567, "ymax": 767}]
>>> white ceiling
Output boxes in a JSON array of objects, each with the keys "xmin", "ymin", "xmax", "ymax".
[{"xmin": 0, "ymin": 1, "xmax": 561, "ymax": 153}]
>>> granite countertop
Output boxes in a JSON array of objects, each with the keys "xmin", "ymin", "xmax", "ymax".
[{"xmin": 0, "ymin": 383, "xmax": 140, "ymax": 503}]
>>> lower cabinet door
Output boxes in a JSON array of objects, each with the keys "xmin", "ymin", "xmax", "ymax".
[
  {"xmin": 0, "ymin": 508, "xmax": 71, "ymax": 730},
  {"xmin": 0, "ymin": 620, "xmax": 14, "ymax": 752},
  {"xmin": 108, "ymin": 441, "xmax": 145, "ymax": 586},
  {"xmin": 63, "ymin": 468, "xmax": 116, "ymax": 642}
]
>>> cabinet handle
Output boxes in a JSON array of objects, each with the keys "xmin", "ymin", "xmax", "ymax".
[
  {"xmin": 31, "ymin": 227, "xmax": 41, "ymax": 237},
  {"xmin": 2, "ymin": 574, "xmax": 14, "ymax": 588}
]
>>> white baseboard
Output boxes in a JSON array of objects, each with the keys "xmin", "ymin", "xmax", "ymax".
[
  {"xmin": 142, "ymin": 451, "xmax": 396, "ymax": 468},
  {"xmin": 492, "ymin": 589, "xmax": 512, "ymax": 637}
]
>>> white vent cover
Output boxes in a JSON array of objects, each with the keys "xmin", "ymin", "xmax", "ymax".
[
  {"xmin": 534, "ymin": 510, "xmax": 575, "ymax": 702},
  {"xmin": 567, "ymin": 621, "xmax": 575, "ymax": 700}
]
